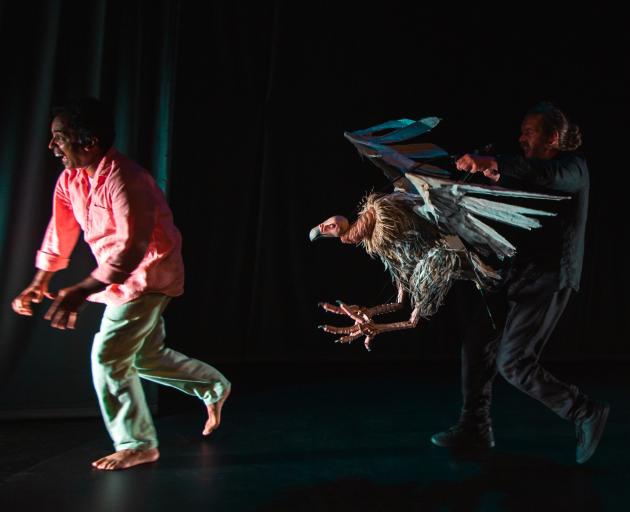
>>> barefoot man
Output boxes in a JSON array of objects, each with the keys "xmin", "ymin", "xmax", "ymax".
[{"xmin": 12, "ymin": 97, "xmax": 230, "ymax": 470}]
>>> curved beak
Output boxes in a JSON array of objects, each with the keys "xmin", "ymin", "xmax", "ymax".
[{"xmin": 309, "ymin": 225, "xmax": 323, "ymax": 242}]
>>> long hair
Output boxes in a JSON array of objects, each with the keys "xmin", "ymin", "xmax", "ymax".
[{"xmin": 528, "ymin": 101, "xmax": 582, "ymax": 151}]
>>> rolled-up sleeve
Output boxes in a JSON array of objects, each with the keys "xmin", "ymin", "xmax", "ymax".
[
  {"xmin": 90, "ymin": 171, "xmax": 156, "ymax": 284},
  {"xmin": 36, "ymin": 174, "xmax": 81, "ymax": 272}
]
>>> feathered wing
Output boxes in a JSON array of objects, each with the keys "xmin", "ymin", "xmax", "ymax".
[
  {"xmin": 344, "ymin": 117, "xmax": 452, "ymax": 192},
  {"xmin": 405, "ymin": 173, "xmax": 568, "ymax": 260},
  {"xmin": 344, "ymin": 116, "xmax": 569, "ymax": 261},
  {"xmin": 316, "ymin": 117, "xmax": 574, "ymax": 345}
]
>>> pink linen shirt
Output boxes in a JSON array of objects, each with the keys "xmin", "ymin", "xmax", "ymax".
[{"xmin": 35, "ymin": 148, "xmax": 185, "ymax": 306}]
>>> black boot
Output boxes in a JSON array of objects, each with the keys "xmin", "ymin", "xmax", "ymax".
[
  {"xmin": 431, "ymin": 422, "xmax": 495, "ymax": 448},
  {"xmin": 575, "ymin": 401, "xmax": 609, "ymax": 464}
]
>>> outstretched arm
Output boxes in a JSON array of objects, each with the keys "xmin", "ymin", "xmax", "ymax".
[
  {"xmin": 496, "ymin": 152, "xmax": 588, "ymax": 193},
  {"xmin": 12, "ymin": 270, "xmax": 56, "ymax": 316},
  {"xmin": 455, "ymin": 152, "xmax": 588, "ymax": 194},
  {"xmin": 14, "ymin": 173, "xmax": 85, "ymax": 323},
  {"xmin": 43, "ymin": 276, "xmax": 107, "ymax": 330}
]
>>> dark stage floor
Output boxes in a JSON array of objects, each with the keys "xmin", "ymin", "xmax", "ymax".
[{"xmin": 1, "ymin": 362, "xmax": 628, "ymax": 511}]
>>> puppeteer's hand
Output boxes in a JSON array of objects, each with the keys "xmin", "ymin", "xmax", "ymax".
[
  {"xmin": 11, "ymin": 271, "xmax": 56, "ymax": 316},
  {"xmin": 456, "ymin": 154, "xmax": 500, "ymax": 182}
]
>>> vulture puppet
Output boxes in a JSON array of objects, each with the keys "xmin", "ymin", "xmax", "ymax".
[{"xmin": 309, "ymin": 117, "xmax": 568, "ymax": 350}]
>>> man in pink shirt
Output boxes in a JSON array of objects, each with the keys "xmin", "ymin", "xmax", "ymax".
[{"xmin": 12, "ymin": 97, "xmax": 230, "ymax": 470}]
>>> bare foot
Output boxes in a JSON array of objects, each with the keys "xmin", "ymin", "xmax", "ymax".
[
  {"xmin": 91, "ymin": 448, "xmax": 160, "ymax": 471},
  {"xmin": 203, "ymin": 387, "xmax": 231, "ymax": 436}
]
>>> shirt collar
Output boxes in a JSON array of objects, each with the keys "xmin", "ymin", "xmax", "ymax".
[{"xmin": 92, "ymin": 147, "xmax": 118, "ymax": 178}]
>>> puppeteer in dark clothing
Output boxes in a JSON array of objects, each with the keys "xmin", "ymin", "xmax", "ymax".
[
  {"xmin": 459, "ymin": 151, "xmax": 592, "ymax": 431},
  {"xmin": 433, "ymin": 103, "xmax": 608, "ymax": 464}
]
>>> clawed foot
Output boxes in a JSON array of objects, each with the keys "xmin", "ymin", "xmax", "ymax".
[
  {"xmin": 203, "ymin": 387, "xmax": 231, "ymax": 436},
  {"xmin": 92, "ymin": 448, "xmax": 160, "ymax": 471},
  {"xmin": 318, "ymin": 300, "xmax": 386, "ymax": 351}
]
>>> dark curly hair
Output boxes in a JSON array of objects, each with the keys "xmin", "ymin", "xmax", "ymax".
[
  {"xmin": 527, "ymin": 101, "xmax": 582, "ymax": 151},
  {"xmin": 52, "ymin": 97, "xmax": 115, "ymax": 150}
]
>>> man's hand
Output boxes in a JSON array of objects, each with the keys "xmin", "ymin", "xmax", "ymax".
[
  {"xmin": 456, "ymin": 154, "xmax": 500, "ymax": 182},
  {"xmin": 44, "ymin": 276, "xmax": 107, "ymax": 330},
  {"xmin": 12, "ymin": 270, "xmax": 56, "ymax": 316},
  {"xmin": 44, "ymin": 286, "xmax": 89, "ymax": 330}
]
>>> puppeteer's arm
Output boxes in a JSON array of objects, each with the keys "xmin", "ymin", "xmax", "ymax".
[{"xmin": 496, "ymin": 152, "xmax": 588, "ymax": 193}]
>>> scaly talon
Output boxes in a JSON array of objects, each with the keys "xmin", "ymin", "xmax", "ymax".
[{"xmin": 317, "ymin": 295, "xmax": 421, "ymax": 351}]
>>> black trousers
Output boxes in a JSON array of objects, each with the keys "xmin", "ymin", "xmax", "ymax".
[{"xmin": 460, "ymin": 268, "xmax": 589, "ymax": 427}]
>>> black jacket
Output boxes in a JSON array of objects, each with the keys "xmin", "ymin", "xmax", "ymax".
[{"xmin": 495, "ymin": 151, "xmax": 589, "ymax": 291}]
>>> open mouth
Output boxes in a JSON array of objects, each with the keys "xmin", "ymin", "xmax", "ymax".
[{"xmin": 53, "ymin": 150, "xmax": 69, "ymax": 166}]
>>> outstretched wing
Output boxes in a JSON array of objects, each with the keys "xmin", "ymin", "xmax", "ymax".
[
  {"xmin": 344, "ymin": 117, "xmax": 453, "ymax": 191},
  {"xmin": 406, "ymin": 173, "xmax": 568, "ymax": 259},
  {"xmin": 345, "ymin": 117, "xmax": 569, "ymax": 260}
]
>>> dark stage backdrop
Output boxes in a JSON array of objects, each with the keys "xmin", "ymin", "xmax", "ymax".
[{"xmin": 0, "ymin": 1, "xmax": 628, "ymax": 415}]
